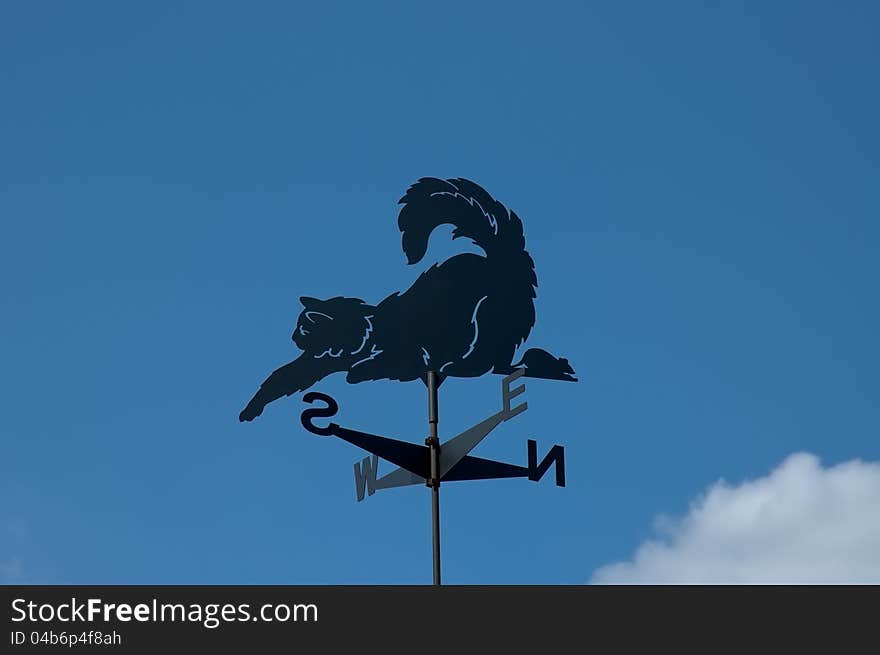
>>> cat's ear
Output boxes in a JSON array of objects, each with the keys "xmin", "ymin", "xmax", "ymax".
[{"xmin": 300, "ymin": 296, "xmax": 319, "ymax": 308}]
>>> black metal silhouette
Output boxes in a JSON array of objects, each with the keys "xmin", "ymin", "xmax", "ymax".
[
  {"xmin": 298, "ymin": 370, "xmax": 567, "ymax": 586},
  {"xmin": 298, "ymin": 374, "xmax": 564, "ymax": 491},
  {"xmin": 240, "ymin": 177, "xmax": 576, "ymax": 422}
]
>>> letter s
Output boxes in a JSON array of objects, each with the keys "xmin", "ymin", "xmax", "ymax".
[
  {"xmin": 300, "ymin": 392, "xmax": 339, "ymax": 436},
  {"xmin": 11, "ymin": 598, "xmax": 25, "ymax": 621}
]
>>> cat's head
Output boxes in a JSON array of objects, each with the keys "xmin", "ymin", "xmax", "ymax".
[{"xmin": 292, "ymin": 296, "xmax": 372, "ymax": 356}]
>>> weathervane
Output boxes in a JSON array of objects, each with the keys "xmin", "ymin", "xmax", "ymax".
[{"xmin": 239, "ymin": 177, "xmax": 577, "ymax": 584}]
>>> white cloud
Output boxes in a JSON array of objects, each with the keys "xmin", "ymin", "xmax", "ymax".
[{"xmin": 591, "ymin": 452, "xmax": 880, "ymax": 584}]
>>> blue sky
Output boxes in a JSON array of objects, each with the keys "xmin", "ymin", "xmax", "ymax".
[{"xmin": 2, "ymin": 1, "xmax": 878, "ymax": 584}]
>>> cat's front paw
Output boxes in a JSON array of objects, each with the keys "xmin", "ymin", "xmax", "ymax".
[{"xmin": 239, "ymin": 400, "xmax": 264, "ymax": 422}]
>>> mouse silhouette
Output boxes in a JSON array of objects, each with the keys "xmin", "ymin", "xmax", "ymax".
[{"xmin": 240, "ymin": 177, "xmax": 576, "ymax": 422}]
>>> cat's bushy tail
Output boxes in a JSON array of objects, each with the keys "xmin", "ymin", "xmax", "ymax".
[{"xmin": 397, "ymin": 177, "xmax": 538, "ymax": 288}]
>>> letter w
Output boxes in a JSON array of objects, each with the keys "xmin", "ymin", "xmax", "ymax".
[
  {"xmin": 354, "ymin": 455, "xmax": 379, "ymax": 501},
  {"xmin": 527, "ymin": 440, "xmax": 565, "ymax": 487}
]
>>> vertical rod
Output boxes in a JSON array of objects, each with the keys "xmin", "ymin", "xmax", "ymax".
[{"xmin": 427, "ymin": 370, "xmax": 441, "ymax": 586}]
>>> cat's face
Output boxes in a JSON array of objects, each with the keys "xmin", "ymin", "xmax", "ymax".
[{"xmin": 292, "ymin": 296, "xmax": 371, "ymax": 356}]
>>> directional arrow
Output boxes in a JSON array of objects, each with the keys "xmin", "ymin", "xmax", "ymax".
[
  {"xmin": 330, "ymin": 424, "xmax": 428, "ymax": 477},
  {"xmin": 364, "ymin": 369, "xmax": 530, "ymax": 487},
  {"xmin": 299, "ymin": 370, "xmax": 540, "ymax": 498}
]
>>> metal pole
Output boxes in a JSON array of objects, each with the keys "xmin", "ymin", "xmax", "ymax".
[{"xmin": 426, "ymin": 370, "xmax": 441, "ymax": 586}]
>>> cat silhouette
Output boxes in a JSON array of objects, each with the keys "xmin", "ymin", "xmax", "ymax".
[{"xmin": 240, "ymin": 177, "xmax": 576, "ymax": 422}]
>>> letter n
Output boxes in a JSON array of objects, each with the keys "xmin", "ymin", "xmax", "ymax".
[
  {"xmin": 527, "ymin": 440, "xmax": 565, "ymax": 487},
  {"xmin": 354, "ymin": 454, "xmax": 379, "ymax": 502}
]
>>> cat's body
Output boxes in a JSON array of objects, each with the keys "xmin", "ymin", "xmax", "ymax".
[{"xmin": 239, "ymin": 177, "xmax": 575, "ymax": 422}]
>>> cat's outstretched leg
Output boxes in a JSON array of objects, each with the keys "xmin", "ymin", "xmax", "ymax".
[{"xmin": 240, "ymin": 353, "xmax": 348, "ymax": 421}]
